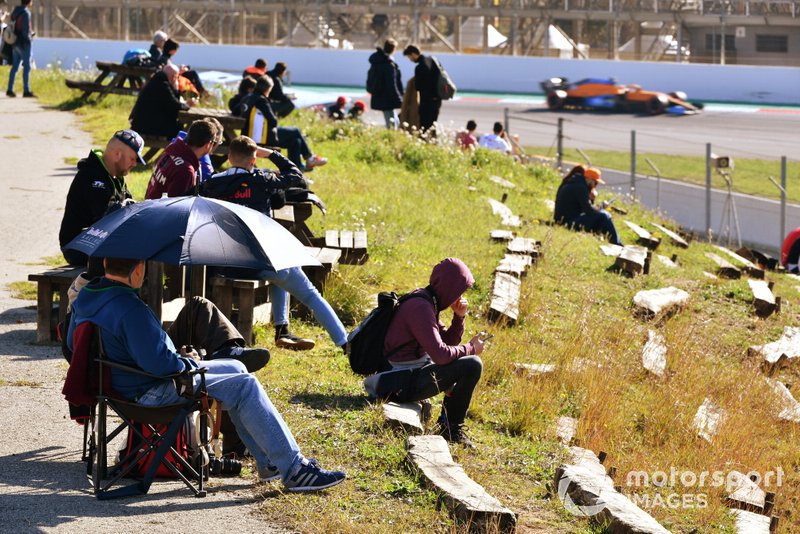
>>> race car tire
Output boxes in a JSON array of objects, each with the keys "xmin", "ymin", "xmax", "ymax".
[
  {"xmin": 647, "ymin": 95, "xmax": 668, "ymax": 115},
  {"xmin": 669, "ymin": 91, "xmax": 688, "ymax": 102},
  {"xmin": 547, "ymin": 91, "xmax": 566, "ymax": 110}
]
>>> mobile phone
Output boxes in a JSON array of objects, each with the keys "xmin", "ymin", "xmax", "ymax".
[{"xmin": 480, "ymin": 333, "xmax": 494, "ymax": 342}]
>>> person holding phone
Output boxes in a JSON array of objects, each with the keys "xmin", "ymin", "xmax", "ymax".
[
  {"xmin": 365, "ymin": 258, "xmax": 485, "ymax": 448},
  {"xmin": 554, "ymin": 165, "xmax": 622, "ymax": 245}
]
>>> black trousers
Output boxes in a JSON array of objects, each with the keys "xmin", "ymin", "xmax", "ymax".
[
  {"xmin": 395, "ymin": 356, "xmax": 483, "ymax": 428},
  {"xmin": 418, "ymin": 97, "xmax": 442, "ymax": 135}
]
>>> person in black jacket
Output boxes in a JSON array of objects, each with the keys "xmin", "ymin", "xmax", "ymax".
[
  {"xmin": 200, "ymin": 136, "xmax": 347, "ymax": 352},
  {"xmin": 59, "ymin": 130, "xmax": 142, "ymax": 266},
  {"xmin": 402, "ymin": 44, "xmax": 441, "ymax": 136},
  {"xmin": 367, "ymin": 39, "xmax": 403, "ymax": 129},
  {"xmin": 239, "ymin": 75, "xmax": 327, "ymax": 171},
  {"xmin": 148, "ymin": 30, "xmax": 168, "ymax": 65},
  {"xmin": 267, "ymin": 62, "xmax": 295, "ymax": 118},
  {"xmin": 554, "ymin": 166, "xmax": 622, "ymax": 245},
  {"xmin": 129, "ymin": 63, "xmax": 191, "ymax": 139},
  {"xmin": 228, "ymin": 75, "xmax": 257, "ymax": 116}
]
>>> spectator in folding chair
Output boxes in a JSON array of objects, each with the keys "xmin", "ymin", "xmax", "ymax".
[
  {"xmin": 238, "ymin": 75, "xmax": 327, "ymax": 172},
  {"xmin": 200, "ymin": 135, "xmax": 348, "ymax": 352},
  {"xmin": 145, "ymin": 118, "xmax": 223, "ymax": 199},
  {"xmin": 67, "ymin": 257, "xmax": 346, "ymax": 491}
]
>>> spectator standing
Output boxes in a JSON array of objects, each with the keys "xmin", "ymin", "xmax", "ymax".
[
  {"xmin": 455, "ymin": 120, "xmax": 478, "ymax": 150},
  {"xmin": 402, "ymin": 44, "xmax": 442, "ymax": 136},
  {"xmin": 129, "ymin": 63, "xmax": 192, "ymax": 139},
  {"xmin": 145, "ymin": 119, "xmax": 222, "ymax": 199},
  {"xmin": 59, "ymin": 130, "xmax": 141, "ymax": 266},
  {"xmin": 367, "ymin": 39, "xmax": 403, "ymax": 129},
  {"xmin": 267, "ymin": 62, "xmax": 295, "ymax": 118},
  {"xmin": 364, "ymin": 258, "xmax": 484, "ymax": 448},
  {"xmin": 478, "ymin": 122, "xmax": 512, "ymax": 154},
  {"xmin": 239, "ymin": 75, "xmax": 327, "ymax": 171},
  {"xmin": 6, "ymin": 0, "xmax": 34, "ymax": 98},
  {"xmin": 201, "ymin": 136, "xmax": 347, "ymax": 351},
  {"xmin": 554, "ymin": 165, "xmax": 622, "ymax": 245}
]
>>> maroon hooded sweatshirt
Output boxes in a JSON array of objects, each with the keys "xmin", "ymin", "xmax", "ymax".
[{"xmin": 385, "ymin": 258, "xmax": 476, "ymax": 366}]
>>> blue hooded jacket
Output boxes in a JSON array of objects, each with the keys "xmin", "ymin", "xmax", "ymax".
[
  {"xmin": 67, "ymin": 277, "xmax": 197, "ymax": 400},
  {"xmin": 10, "ymin": 5, "xmax": 31, "ymax": 46}
]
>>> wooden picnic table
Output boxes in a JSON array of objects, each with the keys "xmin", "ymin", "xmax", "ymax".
[
  {"xmin": 64, "ymin": 60, "xmax": 156, "ymax": 101},
  {"xmin": 178, "ymin": 107, "xmax": 246, "ymax": 147}
]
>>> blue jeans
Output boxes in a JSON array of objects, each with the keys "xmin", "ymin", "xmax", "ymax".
[
  {"xmin": 136, "ymin": 359, "xmax": 302, "ymax": 481},
  {"xmin": 568, "ymin": 210, "xmax": 622, "ymax": 246},
  {"xmin": 8, "ymin": 42, "xmax": 31, "ymax": 94},
  {"xmin": 382, "ymin": 109, "xmax": 397, "ymax": 129},
  {"xmin": 260, "ymin": 266, "xmax": 347, "ymax": 347},
  {"xmin": 276, "ymin": 127, "xmax": 311, "ymax": 168}
]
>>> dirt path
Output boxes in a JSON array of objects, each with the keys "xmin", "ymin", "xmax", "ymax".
[{"xmin": 0, "ymin": 96, "xmax": 284, "ymax": 533}]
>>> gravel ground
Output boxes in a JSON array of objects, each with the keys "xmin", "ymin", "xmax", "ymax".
[{"xmin": 0, "ymin": 96, "xmax": 285, "ymax": 533}]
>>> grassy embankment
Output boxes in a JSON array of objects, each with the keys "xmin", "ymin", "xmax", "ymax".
[{"xmin": 9, "ymin": 65, "xmax": 800, "ymax": 533}]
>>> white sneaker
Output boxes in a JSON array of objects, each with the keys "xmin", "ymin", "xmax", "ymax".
[{"xmin": 306, "ymin": 155, "xmax": 328, "ymax": 168}]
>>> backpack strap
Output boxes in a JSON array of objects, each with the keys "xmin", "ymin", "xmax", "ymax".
[{"xmin": 383, "ymin": 288, "xmax": 437, "ymax": 359}]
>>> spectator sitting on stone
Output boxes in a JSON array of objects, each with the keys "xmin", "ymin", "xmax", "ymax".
[
  {"xmin": 59, "ymin": 129, "xmax": 141, "ymax": 267},
  {"xmin": 455, "ymin": 120, "xmax": 478, "ymax": 150},
  {"xmin": 243, "ymin": 58, "xmax": 267, "ymax": 79},
  {"xmin": 554, "ymin": 165, "xmax": 622, "ymax": 246},
  {"xmin": 363, "ymin": 258, "xmax": 485, "ymax": 448},
  {"xmin": 145, "ymin": 118, "xmax": 222, "ymax": 199},
  {"xmin": 200, "ymin": 136, "xmax": 347, "ymax": 351},
  {"xmin": 67, "ymin": 257, "xmax": 346, "ymax": 492},
  {"xmin": 129, "ymin": 63, "xmax": 193, "ymax": 139},
  {"xmin": 478, "ymin": 122, "xmax": 512, "ymax": 154},
  {"xmin": 238, "ymin": 75, "xmax": 327, "ymax": 171}
]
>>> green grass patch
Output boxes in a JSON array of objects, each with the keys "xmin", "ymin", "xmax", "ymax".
[
  {"xmin": 7, "ymin": 281, "xmax": 37, "ymax": 300},
  {"xmin": 24, "ymin": 254, "xmax": 67, "ymax": 267},
  {"xmin": 525, "ymin": 145, "xmax": 800, "ymax": 203},
  {"xmin": 21, "ymin": 66, "xmax": 800, "ymax": 532}
]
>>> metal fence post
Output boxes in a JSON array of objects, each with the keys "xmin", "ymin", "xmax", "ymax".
[
  {"xmin": 504, "ymin": 107, "xmax": 509, "ymax": 138},
  {"xmin": 781, "ymin": 156, "xmax": 787, "ymax": 249},
  {"xmin": 706, "ymin": 143, "xmax": 712, "ymax": 238},
  {"xmin": 630, "ymin": 130, "xmax": 636, "ymax": 197},
  {"xmin": 556, "ymin": 118, "xmax": 563, "ymax": 171}
]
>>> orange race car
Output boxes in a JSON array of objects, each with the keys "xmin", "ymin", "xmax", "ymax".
[{"xmin": 541, "ymin": 77, "xmax": 703, "ymax": 115}]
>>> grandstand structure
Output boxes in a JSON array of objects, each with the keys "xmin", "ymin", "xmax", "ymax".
[{"xmin": 18, "ymin": 0, "xmax": 800, "ymax": 65}]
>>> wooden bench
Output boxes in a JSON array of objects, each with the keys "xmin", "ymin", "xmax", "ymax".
[
  {"xmin": 615, "ymin": 245, "xmax": 650, "ymax": 276},
  {"xmin": 748, "ymin": 279, "xmax": 779, "ymax": 318},
  {"xmin": 309, "ymin": 229, "xmax": 368, "ymax": 265},
  {"xmin": 651, "ymin": 223, "xmax": 689, "ymax": 249},
  {"xmin": 27, "ymin": 266, "xmax": 84, "ymax": 343},
  {"xmin": 716, "ymin": 246, "xmax": 766, "ymax": 279},
  {"xmin": 64, "ymin": 60, "xmax": 155, "ymax": 101},
  {"xmin": 488, "ymin": 272, "xmax": 521, "ymax": 324},
  {"xmin": 705, "ymin": 252, "xmax": 742, "ymax": 279},
  {"xmin": 209, "ymin": 275, "xmax": 271, "ymax": 345}
]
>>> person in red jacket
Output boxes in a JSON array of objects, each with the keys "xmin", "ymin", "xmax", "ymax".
[
  {"xmin": 365, "ymin": 258, "xmax": 485, "ymax": 448},
  {"xmin": 145, "ymin": 119, "xmax": 222, "ymax": 199}
]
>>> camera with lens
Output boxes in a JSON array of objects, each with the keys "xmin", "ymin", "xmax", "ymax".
[{"xmin": 208, "ymin": 456, "xmax": 243, "ymax": 476}]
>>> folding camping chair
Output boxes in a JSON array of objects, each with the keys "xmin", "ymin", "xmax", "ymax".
[{"xmin": 63, "ymin": 321, "xmax": 211, "ymax": 499}]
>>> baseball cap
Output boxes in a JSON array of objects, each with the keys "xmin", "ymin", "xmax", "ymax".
[
  {"xmin": 585, "ymin": 167, "xmax": 604, "ymax": 184},
  {"xmin": 336, "ymin": 96, "xmax": 347, "ymax": 106},
  {"xmin": 113, "ymin": 129, "xmax": 146, "ymax": 165},
  {"xmin": 353, "ymin": 100, "xmax": 366, "ymax": 110}
]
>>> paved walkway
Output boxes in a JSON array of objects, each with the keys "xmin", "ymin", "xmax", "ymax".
[{"xmin": 0, "ymin": 96, "xmax": 281, "ymax": 533}]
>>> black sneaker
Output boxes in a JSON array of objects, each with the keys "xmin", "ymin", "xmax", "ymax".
[
  {"xmin": 6, "ymin": 90, "xmax": 15, "ymax": 97},
  {"xmin": 22, "ymin": 91, "xmax": 35, "ymax": 98},
  {"xmin": 284, "ymin": 458, "xmax": 346, "ymax": 492},
  {"xmin": 438, "ymin": 424, "xmax": 476, "ymax": 449},
  {"xmin": 212, "ymin": 345, "xmax": 270, "ymax": 372}
]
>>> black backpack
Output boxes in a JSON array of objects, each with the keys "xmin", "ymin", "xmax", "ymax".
[{"xmin": 347, "ymin": 289, "xmax": 433, "ymax": 376}]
